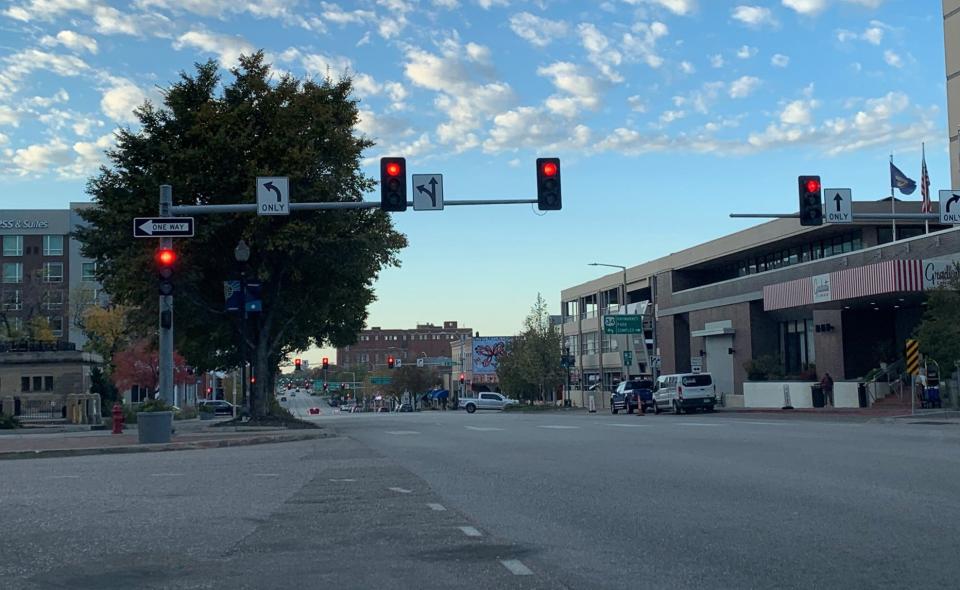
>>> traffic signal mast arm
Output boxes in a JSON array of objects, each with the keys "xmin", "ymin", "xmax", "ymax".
[{"xmin": 170, "ymin": 198, "xmax": 542, "ymax": 215}]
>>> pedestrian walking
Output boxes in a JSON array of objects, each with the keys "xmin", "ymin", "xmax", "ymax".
[{"xmin": 820, "ymin": 372, "xmax": 834, "ymax": 407}]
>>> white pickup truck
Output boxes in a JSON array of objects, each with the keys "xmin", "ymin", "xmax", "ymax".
[{"xmin": 459, "ymin": 392, "xmax": 518, "ymax": 413}]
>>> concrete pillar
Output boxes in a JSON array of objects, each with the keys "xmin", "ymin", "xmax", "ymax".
[{"xmin": 813, "ymin": 309, "xmax": 845, "ymax": 379}]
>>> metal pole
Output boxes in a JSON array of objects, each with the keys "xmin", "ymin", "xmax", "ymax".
[
  {"xmin": 890, "ymin": 153, "xmax": 897, "ymax": 240},
  {"xmin": 240, "ymin": 269, "xmax": 248, "ymax": 415},
  {"xmin": 158, "ymin": 185, "xmax": 174, "ymax": 405},
  {"xmin": 621, "ymin": 268, "xmax": 628, "ymax": 381}
]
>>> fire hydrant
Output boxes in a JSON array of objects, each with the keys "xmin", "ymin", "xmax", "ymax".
[{"xmin": 111, "ymin": 402, "xmax": 124, "ymax": 434}]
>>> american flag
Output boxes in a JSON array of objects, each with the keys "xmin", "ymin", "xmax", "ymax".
[{"xmin": 921, "ymin": 144, "xmax": 931, "ymax": 213}]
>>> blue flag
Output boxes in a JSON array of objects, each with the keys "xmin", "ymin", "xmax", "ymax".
[{"xmin": 890, "ymin": 162, "xmax": 916, "ymax": 195}]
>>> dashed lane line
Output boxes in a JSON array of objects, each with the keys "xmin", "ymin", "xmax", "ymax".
[
  {"xmin": 465, "ymin": 426, "xmax": 504, "ymax": 431},
  {"xmin": 388, "ymin": 487, "xmax": 412, "ymax": 494},
  {"xmin": 458, "ymin": 526, "xmax": 482, "ymax": 537},
  {"xmin": 385, "ymin": 431, "xmax": 421, "ymax": 435},
  {"xmin": 537, "ymin": 425, "xmax": 580, "ymax": 430},
  {"xmin": 500, "ymin": 559, "xmax": 534, "ymax": 576},
  {"xmin": 427, "ymin": 503, "xmax": 447, "ymax": 511}
]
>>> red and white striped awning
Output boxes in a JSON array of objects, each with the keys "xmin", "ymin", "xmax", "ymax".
[{"xmin": 763, "ymin": 260, "xmax": 923, "ymax": 311}]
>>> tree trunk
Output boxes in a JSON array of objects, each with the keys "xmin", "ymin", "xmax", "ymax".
[{"xmin": 253, "ymin": 332, "xmax": 273, "ymax": 417}]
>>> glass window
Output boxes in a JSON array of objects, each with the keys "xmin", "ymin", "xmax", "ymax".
[
  {"xmin": 2, "ymin": 235, "xmax": 23, "ymax": 256},
  {"xmin": 43, "ymin": 235, "xmax": 64, "ymax": 256},
  {"xmin": 44, "ymin": 376, "xmax": 53, "ymax": 391},
  {"xmin": 1, "ymin": 289, "xmax": 20, "ymax": 310},
  {"xmin": 42, "ymin": 262, "xmax": 63, "ymax": 283},
  {"xmin": 601, "ymin": 333, "xmax": 619, "ymax": 353},
  {"xmin": 21, "ymin": 377, "xmax": 30, "ymax": 392},
  {"xmin": 81, "ymin": 262, "xmax": 97, "ymax": 281},
  {"xmin": 48, "ymin": 316, "xmax": 63, "ymax": 337},
  {"xmin": 582, "ymin": 332, "xmax": 597, "ymax": 355},
  {"xmin": 2, "ymin": 262, "xmax": 22, "ymax": 284},
  {"xmin": 32, "ymin": 376, "xmax": 42, "ymax": 391},
  {"xmin": 681, "ymin": 375, "xmax": 712, "ymax": 386},
  {"xmin": 43, "ymin": 290, "xmax": 64, "ymax": 310}
]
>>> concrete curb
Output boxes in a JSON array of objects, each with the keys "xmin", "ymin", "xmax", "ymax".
[{"xmin": 0, "ymin": 430, "xmax": 334, "ymax": 461}]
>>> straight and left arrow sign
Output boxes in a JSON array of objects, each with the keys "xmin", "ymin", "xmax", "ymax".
[{"xmin": 133, "ymin": 217, "xmax": 195, "ymax": 238}]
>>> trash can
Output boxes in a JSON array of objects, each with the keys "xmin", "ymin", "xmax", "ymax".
[
  {"xmin": 811, "ymin": 384, "xmax": 825, "ymax": 408},
  {"xmin": 857, "ymin": 383, "xmax": 868, "ymax": 408}
]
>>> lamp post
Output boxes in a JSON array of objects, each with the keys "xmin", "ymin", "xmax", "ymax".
[
  {"xmin": 589, "ymin": 262, "xmax": 629, "ymax": 390},
  {"xmin": 234, "ymin": 239, "xmax": 250, "ymax": 416}
]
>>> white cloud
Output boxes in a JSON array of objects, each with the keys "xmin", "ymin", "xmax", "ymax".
[
  {"xmin": 579, "ymin": 23, "xmax": 623, "ymax": 81},
  {"xmin": 0, "ymin": 50, "xmax": 89, "ymax": 97},
  {"xmin": 100, "ymin": 78, "xmax": 152, "ymax": 123},
  {"xmin": 771, "ymin": 54, "xmax": 790, "ymax": 67},
  {"xmin": 70, "ymin": 132, "xmax": 114, "ymax": 174},
  {"xmin": 729, "ymin": 75, "xmax": 761, "ymax": 98},
  {"xmin": 620, "ymin": 21, "xmax": 669, "ymax": 70},
  {"xmin": 482, "ymin": 106, "xmax": 591, "ymax": 153},
  {"xmin": 659, "ymin": 109, "xmax": 685, "ymax": 124},
  {"xmin": 883, "ymin": 49, "xmax": 903, "ymax": 68},
  {"xmin": 320, "ymin": 2, "xmax": 375, "ymax": 24},
  {"xmin": 679, "ymin": 60, "xmax": 695, "ymax": 74},
  {"xmin": 537, "ymin": 61, "xmax": 602, "ymax": 116},
  {"xmin": 732, "ymin": 5, "xmax": 777, "ymax": 28},
  {"xmin": 509, "ymin": 12, "xmax": 568, "ymax": 47},
  {"xmin": 780, "ymin": 99, "xmax": 818, "ymax": 125},
  {"xmin": 432, "ymin": 0, "xmax": 459, "ymax": 7},
  {"xmin": 477, "ymin": 0, "xmax": 510, "ymax": 8},
  {"xmin": 837, "ymin": 21, "xmax": 886, "ymax": 44},
  {"xmin": 173, "ymin": 30, "xmax": 256, "ymax": 67},
  {"xmin": 628, "ymin": 0, "xmax": 696, "ymax": 16},
  {"xmin": 376, "ymin": 0, "xmax": 412, "ymax": 39},
  {"xmin": 10, "ymin": 138, "xmax": 73, "ymax": 174},
  {"xmin": 862, "ymin": 26, "xmax": 883, "ymax": 44},
  {"xmin": 781, "ymin": 0, "xmax": 827, "ymax": 15},
  {"xmin": 40, "ymin": 30, "xmax": 98, "ymax": 54},
  {"xmin": 736, "ymin": 45, "xmax": 757, "ymax": 59},
  {"xmin": 3, "ymin": 0, "xmax": 94, "ymax": 22},
  {"xmin": 627, "ymin": 95, "xmax": 647, "ymax": 112},
  {"xmin": 94, "ymin": 6, "xmax": 145, "ymax": 35},
  {"xmin": 709, "ymin": 54, "xmax": 725, "ymax": 68}
]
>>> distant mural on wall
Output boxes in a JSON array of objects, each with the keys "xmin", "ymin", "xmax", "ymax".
[{"xmin": 472, "ymin": 337, "xmax": 512, "ymax": 375}]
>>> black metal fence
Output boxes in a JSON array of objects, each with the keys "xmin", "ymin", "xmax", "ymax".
[{"xmin": 0, "ymin": 340, "xmax": 76, "ymax": 353}]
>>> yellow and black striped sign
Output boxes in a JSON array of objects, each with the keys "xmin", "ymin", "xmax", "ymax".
[{"xmin": 905, "ymin": 339, "xmax": 920, "ymax": 376}]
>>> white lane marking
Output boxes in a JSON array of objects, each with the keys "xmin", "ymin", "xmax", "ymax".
[
  {"xmin": 500, "ymin": 559, "xmax": 534, "ymax": 576},
  {"xmin": 538, "ymin": 425, "xmax": 580, "ymax": 430},
  {"xmin": 427, "ymin": 503, "xmax": 446, "ymax": 511},
  {"xmin": 677, "ymin": 423, "xmax": 723, "ymax": 427},
  {"xmin": 386, "ymin": 430, "xmax": 421, "ymax": 435},
  {"xmin": 729, "ymin": 421, "xmax": 785, "ymax": 426},
  {"xmin": 606, "ymin": 423, "xmax": 647, "ymax": 428},
  {"xmin": 150, "ymin": 473, "xmax": 185, "ymax": 477},
  {"xmin": 458, "ymin": 526, "xmax": 482, "ymax": 537},
  {"xmin": 465, "ymin": 426, "xmax": 504, "ymax": 431},
  {"xmin": 253, "ymin": 473, "xmax": 279, "ymax": 477},
  {"xmin": 329, "ymin": 478, "xmax": 356, "ymax": 482},
  {"xmin": 48, "ymin": 475, "xmax": 80, "ymax": 479},
  {"xmin": 388, "ymin": 487, "xmax": 412, "ymax": 494}
]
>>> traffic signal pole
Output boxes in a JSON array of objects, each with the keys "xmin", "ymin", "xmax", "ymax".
[{"xmin": 158, "ymin": 185, "xmax": 174, "ymax": 405}]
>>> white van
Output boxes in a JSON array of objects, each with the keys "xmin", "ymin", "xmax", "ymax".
[{"xmin": 652, "ymin": 373, "xmax": 717, "ymax": 414}]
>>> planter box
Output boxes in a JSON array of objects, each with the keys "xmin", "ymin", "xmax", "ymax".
[
  {"xmin": 200, "ymin": 412, "xmax": 215, "ymax": 421},
  {"xmin": 137, "ymin": 411, "xmax": 173, "ymax": 444},
  {"xmin": 743, "ymin": 382, "xmax": 816, "ymax": 408}
]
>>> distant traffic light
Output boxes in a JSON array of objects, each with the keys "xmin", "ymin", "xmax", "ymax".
[
  {"xmin": 536, "ymin": 158, "xmax": 562, "ymax": 210},
  {"xmin": 322, "ymin": 357, "xmax": 329, "ymax": 370},
  {"xmin": 387, "ymin": 355, "xmax": 395, "ymax": 369},
  {"xmin": 206, "ymin": 386, "xmax": 213, "ymax": 395},
  {"xmin": 294, "ymin": 358, "xmax": 302, "ymax": 371},
  {"xmin": 380, "ymin": 157, "xmax": 407, "ymax": 212},
  {"xmin": 798, "ymin": 175, "xmax": 823, "ymax": 226},
  {"xmin": 156, "ymin": 247, "xmax": 176, "ymax": 296},
  {"xmin": 459, "ymin": 373, "xmax": 465, "ymax": 385}
]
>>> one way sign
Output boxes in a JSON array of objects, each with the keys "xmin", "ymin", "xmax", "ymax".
[
  {"xmin": 824, "ymin": 188, "xmax": 852, "ymax": 224},
  {"xmin": 133, "ymin": 217, "xmax": 195, "ymax": 238}
]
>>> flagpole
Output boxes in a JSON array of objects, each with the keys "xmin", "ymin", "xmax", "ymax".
[
  {"xmin": 890, "ymin": 152, "xmax": 896, "ymax": 240},
  {"xmin": 923, "ymin": 142, "xmax": 929, "ymax": 234}
]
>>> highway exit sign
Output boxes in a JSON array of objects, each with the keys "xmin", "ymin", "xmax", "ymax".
[{"xmin": 603, "ymin": 315, "xmax": 644, "ymax": 334}]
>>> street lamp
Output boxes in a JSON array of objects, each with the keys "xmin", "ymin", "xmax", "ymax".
[
  {"xmin": 234, "ymin": 240, "xmax": 250, "ymax": 416},
  {"xmin": 589, "ymin": 262, "xmax": 629, "ymax": 391}
]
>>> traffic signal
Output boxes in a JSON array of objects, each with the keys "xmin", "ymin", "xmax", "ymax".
[
  {"xmin": 380, "ymin": 157, "xmax": 407, "ymax": 212},
  {"xmin": 206, "ymin": 386, "xmax": 213, "ymax": 395},
  {"xmin": 294, "ymin": 358, "xmax": 302, "ymax": 371},
  {"xmin": 156, "ymin": 247, "xmax": 176, "ymax": 296},
  {"xmin": 387, "ymin": 355, "xmax": 395, "ymax": 369},
  {"xmin": 798, "ymin": 175, "xmax": 823, "ymax": 226},
  {"xmin": 250, "ymin": 375, "xmax": 256, "ymax": 384},
  {"xmin": 459, "ymin": 373, "xmax": 465, "ymax": 385},
  {"xmin": 536, "ymin": 157, "xmax": 562, "ymax": 210},
  {"xmin": 322, "ymin": 357, "xmax": 329, "ymax": 370}
]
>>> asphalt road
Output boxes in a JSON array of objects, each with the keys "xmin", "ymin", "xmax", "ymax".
[{"xmin": 4, "ymin": 399, "xmax": 960, "ymax": 589}]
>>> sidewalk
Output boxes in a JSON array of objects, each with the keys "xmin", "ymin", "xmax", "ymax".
[{"xmin": 0, "ymin": 422, "xmax": 333, "ymax": 460}]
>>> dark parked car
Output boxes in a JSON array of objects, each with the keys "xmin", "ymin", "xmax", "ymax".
[
  {"xmin": 611, "ymin": 379, "xmax": 655, "ymax": 414},
  {"xmin": 198, "ymin": 400, "xmax": 235, "ymax": 416}
]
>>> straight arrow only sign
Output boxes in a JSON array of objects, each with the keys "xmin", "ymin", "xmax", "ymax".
[
  {"xmin": 133, "ymin": 217, "xmax": 195, "ymax": 238},
  {"xmin": 824, "ymin": 188, "xmax": 852, "ymax": 224}
]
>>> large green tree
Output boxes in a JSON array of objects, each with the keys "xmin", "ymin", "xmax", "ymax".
[
  {"xmin": 916, "ymin": 264, "xmax": 960, "ymax": 366},
  {"xmin": 496, "ymin": 294, "xmax": 565, "ymax": 402},
  {"xmin": 76, "ymin": 53, "xmax": 407, "ymax": 416}
]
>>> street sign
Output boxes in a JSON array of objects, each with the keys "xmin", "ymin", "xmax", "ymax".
[
  {"xmin": 905, "ymin": 339, "xmax": 920, "ymax": 376},
  {"xmin": 412, "ymin": 174, "xmax": 444, "ymax": 211},
  {"xmin": 622, "ymin": 350, "xmax": 633, "ymax": 366},
  {"xmin": 651, "ymin": 355, "xmax": 661, "ymax": 369},
  {"xmin": 395, "ymin": 358, "xmax": 402, "ymax": 368},
  {"xmin": 256, "ymin": 176, "xmax": 290, "ymax": 216},
  {"xmin": 939, "ymin": 190, "xmax": 960, "ymax": 225},
  {"xmin": 133, "ymin": 217, "xmax": 194, "ymax": 237},
  {"xmin": 416, "ymin": 358, "xmax": 424, "ymax": 368},
  {"xmin": 824, "ymin": 188, "xmax": 852, "ymax": 224},
  {"xmin": 691, "ymin": 356, "xmax": 703, "ymax": 374},
  {"xmin": 603, "ymin": 315, "xmax": 644, "ymax": 334},
  {"xmin": 371, "ymin": 376, "xmax": 392, "ymax": 385}
]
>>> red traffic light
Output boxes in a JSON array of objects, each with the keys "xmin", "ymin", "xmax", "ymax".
[
  {"xmin": 386, "ymin": 162, "xmax": 401, "ymax": 176},
  {"xmin": 805, "ymin": 178, "xmax": 821, "ymax": 193},
  {"xmin": 541, "ymin": 161, "xmax": 558, "ymax": 177},
  {"xmin": 156, "ymin": 248, "xmax": 176, "ymax": 266},
  {"xmin": 294, "ymin": 358, "xmax": 302, "ymax": 369},
  {"xmin": 250, "ymin": 376, "xmax": 256, "ymax": 384},
  {"xmin": 459, "ymin": 372, "xmax": 465, "ymax": 383}
]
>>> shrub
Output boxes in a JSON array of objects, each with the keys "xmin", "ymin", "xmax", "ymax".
[
  {"xmin": 140, "ymin": 399, "xmax": 172, "ymax": 413},
  {"xmin": 0, "ymin": 414, "xmax": 21, "ymax": 429},
  {"xmin": 198, "ymin": 403, "xmax": 215, "ymax": 414},
  {"xmin": 176, "ymin": 405, "xmax": 198, "ymax": 420},
  {"xmin": 744, "ymin": 355, "xmax": 784, "ymax": 381}
]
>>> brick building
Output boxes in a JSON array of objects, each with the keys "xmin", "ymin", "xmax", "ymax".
[{"xmin": 336, "ymin": 321, "xmax": 473, "ymax": 370}]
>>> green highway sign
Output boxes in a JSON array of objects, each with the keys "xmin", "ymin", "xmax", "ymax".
[
  {"xmin": 370, "ymin": 376, "xmax": 392, "ymax": 385},
  {"xmin": 603, "ymin": 315, "xmax": 643, "ymax": 334},
  {"xmin": 623, "ymin": 350, "xmax": 633, "ymax": 366}
]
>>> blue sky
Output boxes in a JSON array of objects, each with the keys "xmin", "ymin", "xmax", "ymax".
[{"xmin": 0, "ymin": 0, "xmax": 951, "ymax": 363}]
